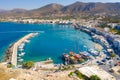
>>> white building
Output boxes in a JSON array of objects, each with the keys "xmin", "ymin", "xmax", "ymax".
[{"xmin": 78, "ymin": 66, "xmax": 116, "ymax": 80}]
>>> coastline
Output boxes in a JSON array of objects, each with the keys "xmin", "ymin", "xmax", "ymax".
[
  {"xmin": 4, "ymin": 33, "xmax": 38, "ymax": 66},
  {"xmin": 0, "ymin": 22, "xmax": 118, "ymax": 80},
  {"xmin": 3, "ymin": 22, "xmax": 105, "ymax": 65}
]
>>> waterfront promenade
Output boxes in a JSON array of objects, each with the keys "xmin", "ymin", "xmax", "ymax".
[{"xmin": 11, "ymin": 33, "xmax": 37, "ymax": 67}]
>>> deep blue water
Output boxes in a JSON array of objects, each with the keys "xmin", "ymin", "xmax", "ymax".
[{"xmin": 0, "ymin": 22, "xmax": 95, "ymax": 63}]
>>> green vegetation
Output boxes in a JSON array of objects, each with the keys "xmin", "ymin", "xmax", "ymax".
[
  {"xmin": 74, "ymin": 70, "xmax": 89, "ymax": 80},
  {"xmin": 110, "ymin": 28, "xmax": 120, "ymax": 34},
  {"xmin": 22, "ymin": 61, "xmax": 34, "ymax": 69},
  {"xmin": 97, "ymin": 22, "xmax": 120, "ymax": 35},
  {"xmin": 68, "ymin": 72, "xmax": 75, "ymax": 77},
  {"xmin": 78, "ymin": 59, "xmax": 84, "ymax": 63},
  {"xmin": 61, "ymin": 16, "xmax": 75, "ymax": 20},
  {"xmin": 97, "ymin": 23, "xmax": 110, "ymax": 28},
  {"xmin": 70, "ymin": 70, "xmax": 101, "ymax": 80},
  {"xmin": 102, "ymin": 16, "xmax": 120, "ymax": 23},
  {"xmin": 90, "ymin": 75, "xmax": 101, "ymax": 80},
  {"xmin": 61, "ymin": 65, "xmax": 75, "ymax": 71},
  {"xmin": 7, "ymin": 63, "xmax": 14, "ymax": 68},
  {"xmin": 75, "ymin": 70, "xmax": 84, "ymax": 79},
  {"xmin": 110, "ymin": 53, "xmax": 116, "ymax": 59}
]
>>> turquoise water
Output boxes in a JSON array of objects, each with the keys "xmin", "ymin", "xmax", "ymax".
[{"xmin": 0, "ymin": 22, "xmax": 95, "ymax": 63}]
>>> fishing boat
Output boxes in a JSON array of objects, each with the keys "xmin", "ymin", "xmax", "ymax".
[{"xmin": 80, "ymin": 51, "xmax": 95, "ymax": 60}]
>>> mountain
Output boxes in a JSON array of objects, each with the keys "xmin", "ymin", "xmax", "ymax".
[
  {"xmin": 27, "ymin": 3, "xmax": 64, "ymax": 17},
  {"xmin": 0, "ymin": 8, "xmax": 27, "ymax": 17},
  {"xmin": 0, "ymin": 2, "xmax": 120, "ymax": 18},
  {"xmin": 61, "ymin": 2, "xmax": 120, "ymax": 15},
  {"xmin": 0, "ymin": 9, "xmax": 8, "ymax": 14},
  {"xmin": 32, "ymin": 3, "xmax": 63, "ymax": 14},
  {"xmin": 10, "ymin": 8, "xmax": 27, "ymax": 14}
]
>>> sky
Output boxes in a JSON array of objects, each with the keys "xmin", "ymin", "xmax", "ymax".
[{"xmin": 0, "ymin": 0, "xmax": 120, "ymax": 10}]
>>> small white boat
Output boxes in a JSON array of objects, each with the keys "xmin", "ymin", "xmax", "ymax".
[
  {"xmin": 18, "ymin": 48, "xmax": 24, "ymax": 51},
  {"xmin": 18, "ymin": 43, "xmax": 25, "ymax": 49},
  {"xmin": 18, "ymin": 52, "xmax": 25, "ymax": 56},
  {"xmin": 18, "ymin": 59, "xmax": 24, "ymax": 62},
  {"xmin": 24, "ymin": 40, "xmax": 30, "ymax": 43},
  {"xmin": 89, "ymin": 49, "xmax": 99, "ymax": 56},
  {"xmin": 21, "ymin": 52, "xmax": 25, "ymax": 55}
]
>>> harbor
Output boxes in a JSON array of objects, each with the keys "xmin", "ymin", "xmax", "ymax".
[
  {"xmin": 0, "ymin": 22, "xmax": 120, "ymax": 80},
  {"xmin": 4, "ymin": 32, "xmax": 39, "ymax": 67}
]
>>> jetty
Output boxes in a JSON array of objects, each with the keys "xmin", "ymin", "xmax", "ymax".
[{"xmin": 5, "ymin": 33, "xmax": 38, "ymax": 67}]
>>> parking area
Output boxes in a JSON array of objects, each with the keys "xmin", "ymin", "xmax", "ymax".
[{"xmin": 96, "ymin": 56, "xmax": 120, "ymax": 80}]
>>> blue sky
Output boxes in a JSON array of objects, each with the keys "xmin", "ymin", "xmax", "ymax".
[{"xmin": 0, "ymin": 0, "xmax": 120, "ymax": 10}]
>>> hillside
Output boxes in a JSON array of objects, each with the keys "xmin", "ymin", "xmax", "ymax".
[{"xmin": 0, "ymin": 1, "xmax": 120, "ymax": 18}]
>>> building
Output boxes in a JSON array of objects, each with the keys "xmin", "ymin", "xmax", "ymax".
[
  {"xmin": 113, "ymin": 38, "xmax": 120, "ymax": 51},
  {"xmin": 78, "ymin": 66, "xmax": 116, "ymax": 80},
  {"xmin": 115, "ymin": 25, "xmax": 120, "ymax": 30}
]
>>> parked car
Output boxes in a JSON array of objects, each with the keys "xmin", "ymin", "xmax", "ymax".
[
  {"xmin": 102, "ymin": 59, "xmax": 106, "ymax": 62},
  {"xmin": 106, "ymin": 57, "xmax": 111, "ymax": 60},
  {"xmin": 98, "ymin": 62, "xmax": 105, "ymax": 65}
]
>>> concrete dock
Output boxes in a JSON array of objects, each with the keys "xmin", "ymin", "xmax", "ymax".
[{"xmin": 10, "ymin": 33, "xmax": 38, "ymax": 67}]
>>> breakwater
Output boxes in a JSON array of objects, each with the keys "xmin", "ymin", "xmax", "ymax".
[{"xmin": 4, "ymin": 33, "xmax": 38, "ymax": 67}]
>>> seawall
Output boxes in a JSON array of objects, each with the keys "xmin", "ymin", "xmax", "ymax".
[{"xmin": 4, "ymin": 33, "xmax": 38, "ymax": 67}]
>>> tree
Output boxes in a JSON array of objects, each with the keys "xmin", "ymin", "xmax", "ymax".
[
  {"xmin": 22, "ymin": 61, "xmax": 34, "ymax": 69},
  {"xmin": 7, "ymin": 63, "xmax": 14, "ymax": 68},
  {"xmin": 89, "ymin": 75, "xmax": 101, "ymax": 80},
  {"xmin": 110, "ymin": 53, "xmax": 116, "ymax": 59},
  {"xmin": 68, "ymin": 72, "xmax": 74, "ymax": 77},
  {"xmin": 74, "ymin": 70, "xmax": 89, "ymax": 80}
]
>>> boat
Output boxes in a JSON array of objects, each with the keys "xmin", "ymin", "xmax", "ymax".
[
  {"xmin": 18, "ymin": 48, "xmax": 24, "ymax": 51},
  {"xmin": 24, "ymin": 39, "xmax": 30, "ymax": 43},
  {"xmin": 18, "ymin": 52, "xmax": 25, "ymax": 56},
  {"xmin": 89, "ymin": 49, "xmax": 99, "ymax": 56},
  {"xmin": 18, "ymin": 59, "xmax": 24, "ymax": 62},
  {"xmin": 80, "ymin": 51, "xmax": 95, "ymax": 60},
  {"xmin": 18, "ymin": 43, "xmax": 25, "ymax": 49}
]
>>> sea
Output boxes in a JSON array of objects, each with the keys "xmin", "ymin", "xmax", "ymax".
[{"xmin": 0, "ymin": 22, "xmax": 96, "ymax": 63}]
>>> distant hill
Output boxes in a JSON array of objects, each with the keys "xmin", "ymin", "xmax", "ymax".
[
  {"xmin": 0, "ymin": 1, "xmax": 120, "ymax": 18},
  {"xmin": 31, "ymin": 3, "xmax": 63, "ymax": 15},
  {"xmin": 0, "ymin": 8, "xmax": 27, "ymax": 17},
  {"xmin": 26, "ymin": 3, "xmax": 64, "ymax": 17},
  {"xmin": 0, "ymin": 9, "xmax": 8, "ymax": 14},
  {"xmin": 61, "ymin": 2, "xmax": 120, "ymax": 15},
  {"xmin": 10, "ymin": 8, "xmax": 27, "ymax": 13}
]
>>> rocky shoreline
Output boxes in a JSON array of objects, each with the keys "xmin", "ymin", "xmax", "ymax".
[{"xmin": 4, "ymin": 44, "xmax": 14, "ymax": 62}]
